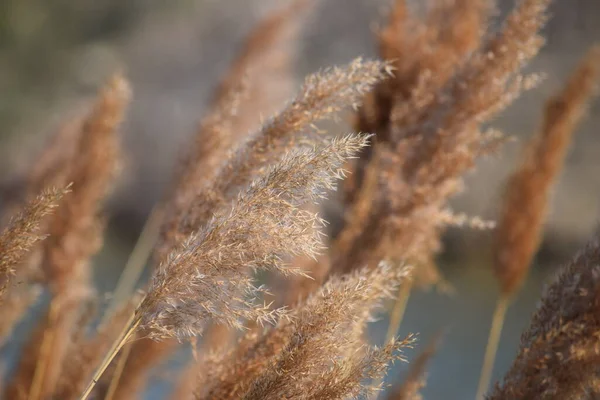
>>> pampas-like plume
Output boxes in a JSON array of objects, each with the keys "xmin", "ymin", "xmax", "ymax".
[
  {"xmin": 42, "ymin": 73, "xmax": 129, "ymax": 293},
  {"xmin": 159, "ymin": 0, "xmax": 314, "ymax": 261},
  {"xmin": 476, "ymin": 45, "xmax": 600, "ymax": 400},
  {"xmin": 194, "ymin": 262, "xmax": 413, "ymax": 400},
  {"xmin": 488, "ymin": 236, "xmax": 600, "ymax": 399},
  {"xmin": 239, "ymin": 263, "xmax": 414, "ymax": 400},
  {"xmin": 113, "ymin": 4, "xmax": 320, "ymax": 397},
  {"xmin": 4, "ymin": 74, "xmax": 130, "ymax": 400},
  {"xmin": 139, "ymin": 135, "xmax": 369, "ymax": 340},
  {"xmin": 78, "ymin": 135, "xmax": 368, "ymax": 399},
  {"xmin": 334, "ymin": 0, "xmax": 549, "ymax": 279},
  {"xmin": 0, "ymin": 188, "xmax": 67, "ymax": 298},
  {"xmin": 177, "ymin": 58, "xmax": 387, "ymax": 243},
  {"xmin": 494, "ymin": 46, "xmax": 600, "ymax": 296}
]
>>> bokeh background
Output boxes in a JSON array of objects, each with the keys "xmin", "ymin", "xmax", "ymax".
[{"xmin": 1, "ymin": 0, "xmax": 600, "ymax": 398}]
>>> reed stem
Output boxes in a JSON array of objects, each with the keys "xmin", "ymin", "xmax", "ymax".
[
  {"xmin": 476, "ymin": 295, "xmax": 509, "ymax": 400},
  {"xmin": 103, "ymin": 205, "xmax": 162, "ymax": 324},
  {"xmin": 103, "ymin": 338, "xmax": 135, "ymax": 400},
  {"xmin": 79, "ymin": 313, "xmax": 140, "ymax": 400},
  {"xmin": 371, "ymin": 280, "xmax": 413, "ymax": 399},
  {"xmin": 385, "ymin": 280, "xmax": 412, "ymax": 344}
]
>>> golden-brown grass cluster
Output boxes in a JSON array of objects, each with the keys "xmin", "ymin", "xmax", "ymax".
[{"xmin": 0, "ymin": 0, "xmax": 599, "ymax": 399}]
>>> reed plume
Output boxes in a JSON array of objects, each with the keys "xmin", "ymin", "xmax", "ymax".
[
  {"xmin": 160, "ymin": 0, "xmax": 313, "ymax": 260},
  {"xmin": 488, "ymin": 235, "xmax": 600, "ymax": 399},
  {"xmin": 476, "ymin": 45, "xmax": 600, "ymax": 400},
  {"xmin": 494, "ymin": 46, "xmax": 600, "ymax": 296},
  {"xmin": 80, "ymin": 134, "xmax": 368, "ymax": 398},
  {"xmin": 0, "ymin": 188, "xmax": 67, "ymax": 298},
  {"xmin": 3, "ymin": 2, "xmax": 600, "ymax": 400},
  {"xmin": 334, "ymin": 0, "xmax": 548, "ymax": 280},
  {"xmin": 139, "ymin": 134, "xmax": 369, "ymax": 340},
  {"xmin": 112, "ymin": 4, "xmax": 319, "ymax": 395},
  {"xmin": 196, "ymin": 262, "xmax": 414, "ymax": 400},
  {"xmin": 4, "ymin": 74, "xmax": 130, "ymax": 400}
]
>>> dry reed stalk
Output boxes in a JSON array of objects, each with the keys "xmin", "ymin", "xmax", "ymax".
[
  {"xmin": 114, "ymin": 4, "xmax": 317, "ymax": 396},
  {"xmin": 386, "ymin": 335, "xmax": 440, "ymax": 400},
  {"xmin": 241, "ymin": 264, "xmax": 414, "ymax": 400},
  {"xmin": 158, "ymin": 0, "xmax": 314, "ymax": 260},
  {"xmin": 194, "ymin": 263, "xmax": 412, "ymax": 400},
  {"xmin": 333, "ymin": 0, "xmax": 549, "ymax": 277},
  {"xmin": 51, "ymin": 299, "xmax": 138, "ymax": 400},
  {"xmin": 5, "ymin": 74, "xmax": 130, "ymax": 400},
  {"xmin": 81, "ymin": 135, "xmax": 368, "ymax": 398},
  {"xmin": 488, "ymin": 235, "xmax": 600, "ymax": 399},
  {"xmin": 0, "ymin": 188, "xmax": 67, "ymax": 298},
  {"xmin": 139, "ymin": 135, "xmax": 369, "ymax": 339},
  {"xmin": 476, "ymin": 45, "xmax": 600, "ymax": 400}
]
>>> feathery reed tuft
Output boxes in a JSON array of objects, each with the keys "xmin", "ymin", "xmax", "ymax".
[
  {"xmin": 139, "ymin": 134, "xmax": 370, "ymax": 340},
  {"xmin": 0, "ymin": 188, "xmax": 67, "ymax": 298},
  {"xmin": 493, "ymin": 46, "xmax": 600, "ymax": 296},
  {"xmin": 489, "ymin": 235, "xmax": 600, "ymax": 399},
  {"xmin": 476, "ymin": 45, "xmax": 600, "ymax": 400}
]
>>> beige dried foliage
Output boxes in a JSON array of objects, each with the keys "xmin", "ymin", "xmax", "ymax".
[
  {"xmin": 334, "ymin": 0, "xmax": 549, "ymax": 286},
  {"xmin": 240, "ymin": 263, "xmax": 414, "ymax": 400},
  {"xmin": 124, "ymin": 5, "xmax": 318, "ymax": 394},
  {"xmin": 0, "ymin": 188, "xmax": 67, "ymax": 298},
  {"xmin": 488, "ymin": 236, "xmax": 600, "ymax": 399},
  {"xmin": 178, "ymin": 58, "xmax": 387, "ymax": 244},
  {"xmin": 114, "ymin": 134, "xmax": 368, "ymax": 400},
  {"xmin": 193, "ymin": 263, "xmax": 413, "ymax": 400},
  {"xmin": 493, "ymin": 46, "xmax": 600, "ymax": 296},
  {"xmin": 4, "ymin": 74, "xmax": 130, "ymax": 400},
  {"xmin": 42, "ymin": 73, "xmax": 129, "ymax": 293},
  {"xmin": 138, "ymin": 135, "xmax": 369, "ymax": 340}
]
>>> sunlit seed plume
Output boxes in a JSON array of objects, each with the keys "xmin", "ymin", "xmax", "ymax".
[
  {"xmin": 347, "ymin": 0, "xmax": 489, "ymax": 206},
  {"xmin": 179, "ymin": 58, "xmax": 387, "ymax": 240},
  {"xmin": 334, "ymin": 0, "xmax": 550, "ymax": 280},
  {"xmin": 43, "ymin": 73, "xmax": 129, "ymax": 294},
  {"xmin": 158, "ymin": 0, "xmax": 315, "ymax": 264},
  {"xmin": 240, "ymin": 263, "xmax": 413, "ymax": 400},
  {"xmin": 308, "ymin": 337, "xmax": 416, "ymax": 400},
  {"xmin": 138, "ymin": 135, "xmax": 369, "ymax": 340},
  {"xmin": 488, "ymin": 235, "xmax": 600, "ymax": 399},
  {"xmin": 5, "ymin": 73, "xmax": 130, "ymax": 400},
  {"xmin": 0, "ymin": 188, "xmax": 67, "ymax": 298},
  {"xmin": 493, "ymin": 46, "xmax": 600, "ymax": 296},
  {"xmin": 118, "ymin": 3, "xmax": 317, "ymax": 397},
  {"xmin": 195, "ymin": 262, "xmax": 412, "ymax": 400}
]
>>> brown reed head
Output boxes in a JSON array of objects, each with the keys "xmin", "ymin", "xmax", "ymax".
[{"xmin": 493, "ymin": 46, "xmax": 600, "ymax": 296}]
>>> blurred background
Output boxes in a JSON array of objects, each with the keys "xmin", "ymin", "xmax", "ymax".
[{"xmin": 0, "ymin": 0, "xmax": 599, "ymax": 398}]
